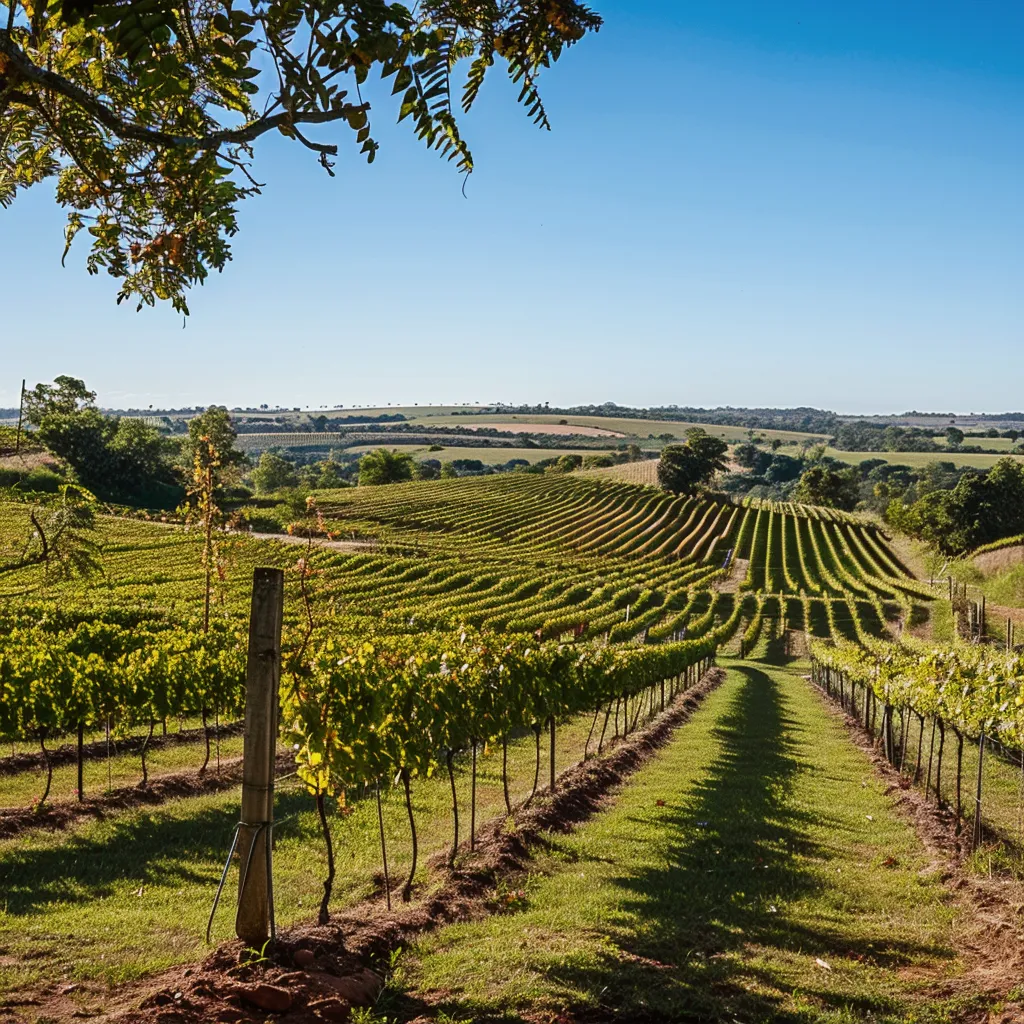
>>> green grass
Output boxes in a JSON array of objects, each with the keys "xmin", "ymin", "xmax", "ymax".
[
  {"xmin": 387, "ymin": 659, "xmax": 975, "ymax": 1023},
  {"xmin": 0, "ymin": 709, "xmax": 605, "ymax": 997},
  {"xmin": 0, "ymin": 730, "xmax": 245, "ymax": 809},
  {"xmin": 825, "ymin": 448, "xmax": 1024, "ymax": 471}
]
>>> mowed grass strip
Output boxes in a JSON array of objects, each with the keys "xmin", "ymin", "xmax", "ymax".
[
  {"xmin": 0, "ymin": 732, "xmax": 245, "ymax": 810},
  {"xmin": 0, "ymin": 708, "xmax": 608, "ymax": 996},
  {"xmin": 391, "ymin": 661, "xmax": 976, "ymax": 1024}
]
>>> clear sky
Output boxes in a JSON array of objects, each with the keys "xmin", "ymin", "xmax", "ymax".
[{"xmin": 2, "ymin": 0, "xmax": 1022, "ymax": 413}]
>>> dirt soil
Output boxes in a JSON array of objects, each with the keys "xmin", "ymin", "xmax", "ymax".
[
  {"xmin": 247, "ymin": 533, "xmax": 379, "ymax": 553},
  {"xmin": 2, "ymin": 670, "xmax": 727, "ymax": 1024},
  {"xmin": 809, "ymin": 676, "xmax": 1024, "ymax": 1022}
]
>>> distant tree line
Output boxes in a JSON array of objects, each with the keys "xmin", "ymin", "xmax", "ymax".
[
  {"xmin": 485, "ymin": 403, "xmax": 840, "ymax": 434},
  {"xmin": 832, "ymin": 421, "xmax": 1022, "ymax": 454}
]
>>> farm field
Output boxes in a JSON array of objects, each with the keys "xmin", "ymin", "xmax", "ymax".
[
  {"xmin": 231, "ymin": 407, "xmax": 829, "ymax": 447},
  {"xmin": 341, "ymin": 443, "xmax": 601, "ymax": 464},
  {"xmin": 825, "ymin": 447, "xmax": 1024, "ymax": 470},
  {"xmin": 403, "ymin": 413, "xmax": 828, "ymax": 445},
  {"xmin": 4, "ymin": 469, "xmax": 1024, "ymax": 1023},
  {"xmin": 580, "ymin": 458, "xmax": 661, "ymax": 485},
  {"xmin": 233, "ymin": 436, "xmax": 611, "ymax": 461}
]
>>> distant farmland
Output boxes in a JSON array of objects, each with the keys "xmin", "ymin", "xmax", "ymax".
[
  {"xmin": 825, "ymin": 447, "xmax": 1024, "ymax": 470},
  {"xmin": 343, "ymin": 444, "xmax": 602, "ymax": 465}
]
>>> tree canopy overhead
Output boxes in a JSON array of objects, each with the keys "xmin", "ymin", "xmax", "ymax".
[{"xmin": 0, "ymin": 0, "xmax": 601, "ymax": 312}]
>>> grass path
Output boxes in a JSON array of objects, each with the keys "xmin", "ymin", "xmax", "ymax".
[
  {"xmin": 385, "ymin": 659, "xmax": 985, "ymax": 1023},
  {"xmin": 0, "ymin": 708, "xmax": 607, "ymax": 999}
]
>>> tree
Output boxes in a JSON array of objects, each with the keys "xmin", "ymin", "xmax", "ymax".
[
  {"xmin": 945, "ymin": 426, "xmax": 965, "ymax": 448},
  {"xmin": 1, "ymin": 484, "xmax": 103, "ymax": 580},
  {"xmin": 183, "ymin": 407, "xmax": 245, "ymax": 479},
  {"xmin": 657, "ymin": 429, "xmax": 729, "ymax": 495},
  {"xmin": 358, "ymin": 448, "xmax": 414, "ymax": 486},
  {"xmin": 28, "ymin": 376, "xmax": 181, "ymax": 506},
  {"xmin": 733, "ymin": 442, "xmax": 771, "ymax": 474},
  {"xmin": 551, "ymin": 453, "xmax": 582, "ymax": 473},
  {"xmin": 1, "ymin": 0, "xmax": 601, "ymax": 313},
  {"xmin": 792, "ymin": 465, "xmax": 860, "ymax": 511},
  {"xmin": 23, "ymin": 375, "xmax": 95, "ymax": 424},
  {"xmin": 251, "ymin": 451, "xmax": 298, "ymax": 494},
  {"xmin": 314, "ymin": 458, "xmax": 348, "ymax": 489}
]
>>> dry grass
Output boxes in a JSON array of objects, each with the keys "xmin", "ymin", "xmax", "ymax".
[
  {"xmin": 974, "ymin": 545, "xmax": 1024, "ymax": 576},
  {"xmin": 579, "ymin": 459, "xmax": 660, "ymax": 485}
]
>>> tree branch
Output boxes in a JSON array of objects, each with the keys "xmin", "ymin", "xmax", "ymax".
[{"xmin": 0, "ymin": 30, "xmax": 368, "ymax": 154}]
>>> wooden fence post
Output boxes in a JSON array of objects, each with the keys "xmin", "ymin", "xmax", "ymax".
[{"xmin": 236, "ymin": 567, "xmax": 284, "ymax": 949}]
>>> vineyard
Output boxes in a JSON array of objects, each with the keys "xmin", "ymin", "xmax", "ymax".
[{"xmin": 2, "ymin": 470, "xmax": 1023, "ymax": 1023}]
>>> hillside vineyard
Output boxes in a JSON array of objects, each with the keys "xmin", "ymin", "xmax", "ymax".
[{"xmin": 1, "ymin": 474, "xmax": 928, "ymax": 767}]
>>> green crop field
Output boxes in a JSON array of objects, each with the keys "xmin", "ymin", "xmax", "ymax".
[
  {"xmin": 825, "ymin": 446, "xmax": 1024, "ymax": 470},
  {"xmin": 3, "ymin": 468, "xmax": 1021, "ymax": 1023}
]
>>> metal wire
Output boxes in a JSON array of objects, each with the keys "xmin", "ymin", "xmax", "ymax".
[{"xmin": 207, "ymin": 820, "xmax": 276, "ymax": 945}]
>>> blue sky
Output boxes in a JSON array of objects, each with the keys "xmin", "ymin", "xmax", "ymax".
[{"xmin": 2, "ymin": 0, "xmax": 1022, "ymax": 413}]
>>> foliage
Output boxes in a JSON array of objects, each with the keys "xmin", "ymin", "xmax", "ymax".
[
  {"xmin": 252, "ymin": 451, "xmax": 299, "ymax": 494},
  {"xmin": 285, "ymin": 626, "xmax": 720, "ymax": 802},
  {"xmin": 0, "ymin": 615, "xmax": 246, "ymax": 748},
  {"xmin": 810, "ymin": 636, "xmax": 1024, "ymax": 750},
  {"xmin": 359, "ymin": 448, "xmax": 415, "ymax": 486},
  {"xmin": 657, "ymin": 429, "xmax": 728, "ymax": 495},
  {"xmin": 182, "ymin": 406, "xmax": 245, "ymax": 477},
  {"xmin": 1, "ymin": 0, "xmax": 601, "ymax": 312},
  {"xmin": 14, "ymin": 484, "xmax": 104, "ymax": 581},
  {"xmin": 832, "ymin": 421, "xmax": 942, "ymax": 453},
  {"xmin": 551, "ymin": 453, "xmax": 583, "ymax": 473},
  {"xmin": 886, "ymin": 457, "xmax": 1024, "ymax": 555},
  {"xmin": 23, "ymin": 375, "xmax": 95, "ymax": 425},
  {"xmin": 792, "ymin": 464, "xmax": 859, "ymax": 511},
  {"xmin": 27, "ymin": 376, "xmax": 182, "ymax": 506}
]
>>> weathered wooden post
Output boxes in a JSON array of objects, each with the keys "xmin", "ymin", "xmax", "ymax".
[{"xmin": 236, "ymin": 567, "xmax": 284, "ymax": 948}]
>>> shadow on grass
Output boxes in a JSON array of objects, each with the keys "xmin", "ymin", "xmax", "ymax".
[
  {"xmin": 397, "ymin": 665, "xmax": 954, "ymax": 1023},
  {"xmin": 0, "ymin": 788, "xmax": 317, "ymax": 915}
]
